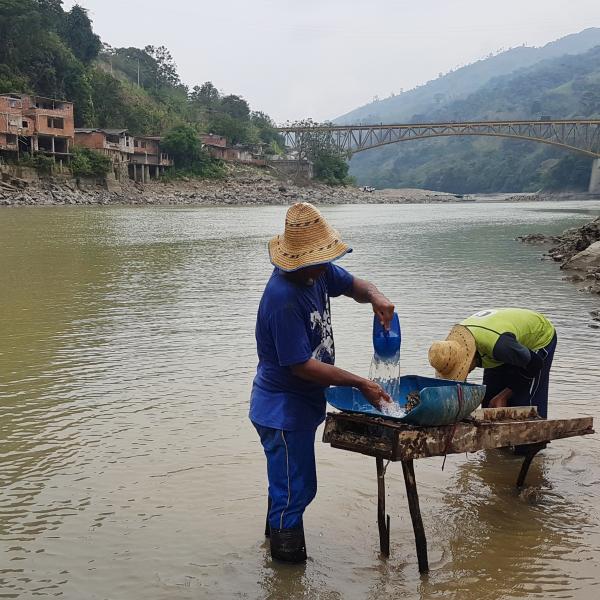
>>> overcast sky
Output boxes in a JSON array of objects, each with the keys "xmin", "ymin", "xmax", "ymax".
[{"xmin": 64, "ymin": 0, "xmax": 600, "ymax": 124}]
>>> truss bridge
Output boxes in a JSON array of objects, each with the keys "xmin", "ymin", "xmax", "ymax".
[
  {"xmin": 277, "ymin": 120, "xmax": 600, "ymax": 158},
  {"xmin": 276, "ymin": 120, "xmax": 600, "ymax": 193}
]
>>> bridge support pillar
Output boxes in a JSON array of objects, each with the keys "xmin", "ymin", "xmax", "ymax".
[{"xmin": 589, "ymin": 158, "xmax": 600, "ymax": 195}]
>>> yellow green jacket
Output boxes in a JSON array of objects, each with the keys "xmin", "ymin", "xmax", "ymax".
[{"xmin": 461, "ymin": 308, "xmax": 555, "ymax": 369}]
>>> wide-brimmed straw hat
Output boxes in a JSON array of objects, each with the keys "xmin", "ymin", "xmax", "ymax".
[
  {"xmin": 269, "ymin": 202, "xmax": 352, "ymax": 272},
  {"xmin": 428, "ymin": 325, "xmax": 477, "ymax": 381}
]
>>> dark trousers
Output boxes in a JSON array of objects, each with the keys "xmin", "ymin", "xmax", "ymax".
[
  {"xmin": 253, "ymin": 423, "xmax": 318, "ymax": 530},
  {"xmin": 482, "ymin": 334, "xmax": 557, "ymax": 418}
]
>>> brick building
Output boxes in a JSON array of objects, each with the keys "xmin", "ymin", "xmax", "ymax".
[
  {"xmin": 74, "ymin": 128, "xmax": 133, "ymax": 179},
  {"xmin": 0, "ymin": 93, "xmax": 74, "ymax": 160},
  {"xmin": 130, "ymin": 136, "xmax": 173, "ymax": 182}
]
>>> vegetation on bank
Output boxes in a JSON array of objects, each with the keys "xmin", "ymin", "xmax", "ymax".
[
  {"xmin": 70, "ymin": 147, "xmax": 112, "ymax": 178},
  {"xmin": 0, "ymin": 0, "xmax": 283, "ymax": 179},
  {"xmin": 288, "ymin": 119, "xmax": 355, "ymax": 186}
]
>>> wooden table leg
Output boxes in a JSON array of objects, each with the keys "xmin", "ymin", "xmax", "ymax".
[
  {"xmin": 401, "ymin": 459, "xmax": 429, "ymax": 574},
  {"xmin": 376, "ymin": 457, "xmax": 390, "ymax": 557},
  {"xmin": 516, "ymin": 442, "xmax": 547, "ymax": 488}
]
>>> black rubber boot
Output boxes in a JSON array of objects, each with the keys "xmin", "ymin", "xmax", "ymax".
[
  {"xmin": 269, "ymin": 525, "xmax": 307, "ymax": 563},
  {"xmin": 265, "ymin": 497, "xmax": 272, "ymax": 538}
]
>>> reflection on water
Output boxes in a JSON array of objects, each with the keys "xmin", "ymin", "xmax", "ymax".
[{"xmin": 1, "ymin": 202, "xmax": 600, "ymax": 599}]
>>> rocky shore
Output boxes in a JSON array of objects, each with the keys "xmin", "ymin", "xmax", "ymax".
[
  {"xmin": 518, "ymin": 216, "xmax": 600, "ymax": 295},
  {"xmin": 0, "ymin": 163, "xmax": 488, "ymax": 208}
]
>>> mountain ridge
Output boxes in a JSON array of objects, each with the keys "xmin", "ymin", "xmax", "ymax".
[{"xmin": 334, "ymin": 27, "xmax": 600, "ymax": 125}]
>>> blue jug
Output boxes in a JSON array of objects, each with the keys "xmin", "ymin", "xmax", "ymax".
[{"xmin": 372, "ymin": 312, "xmax": 401, "ymax": 359}]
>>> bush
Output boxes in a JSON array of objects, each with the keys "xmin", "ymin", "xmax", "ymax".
[
  {"xmin": 159, "ymin": 160, "xmax": 226, "ymax": 182},
  {"xmin": 160, "ymin": 124, "xmax": 226, "ymax": 179},
  {"xmin": 313, "ymin": 150, "xmax": 354, "ymax": 186},
  {"xmin": 70, "ymin": 146, "xmax": 112, "ymax": 177},
  {"xmin": 19, "ymin": 153, "xmax": 56, "ymax": 174}
]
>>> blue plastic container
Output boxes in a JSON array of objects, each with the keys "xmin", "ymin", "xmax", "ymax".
[
  {"xmin": 326, "ymin": 375, "xmax": 486, "ymax": 427},
  {"xmin": 372, "ymin": 312, "xmax": 401, "ymax": 359}
]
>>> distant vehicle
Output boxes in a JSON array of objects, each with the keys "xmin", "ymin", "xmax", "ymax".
[{"xmin": 539, "ymin": 115, "xmax": 552, "ymax": 121}]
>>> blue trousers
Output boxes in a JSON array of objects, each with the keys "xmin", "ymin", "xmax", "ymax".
[
  {"xmin": 482, "ymin": 333, "xmax": 557, "ymax": 418},
  {"xmin": 253, "ymin": 423, "xmax": 318, "ymax": 530}
]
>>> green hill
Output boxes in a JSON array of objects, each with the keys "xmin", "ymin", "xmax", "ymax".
[
  {"xmin": 0, "ymin": 0, "xmax": 280, "ymax": 147},
  {"xmin": 335, "ymin": 28, "xmax": 600, "ymax": 125},
  {"xmin": 345, "ymin": 41, "xmax": 600, "ymax": 193}
]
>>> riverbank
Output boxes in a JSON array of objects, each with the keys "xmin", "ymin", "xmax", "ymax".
[
  {"xmin": 519, "ymin": 216, "xmax": 600, "ymax": 296},
  {"xmin": 3, "ymin": 163, "xmax": 593, "ymax": 207},
  {"xmin": 0, "ymin": 164, "xmax": 464, "ymax": 207}
]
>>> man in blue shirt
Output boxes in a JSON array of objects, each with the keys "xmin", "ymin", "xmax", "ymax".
[{"xmin": 250, "ymin": 202, "xmax": 394, "ymax": 563}]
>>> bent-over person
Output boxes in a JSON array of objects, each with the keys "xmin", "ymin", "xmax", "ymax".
[{"xmin": 428, "ymin": 308, "xmax": 557, "ymax": 418}]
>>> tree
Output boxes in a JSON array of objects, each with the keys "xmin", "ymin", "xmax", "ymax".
[
  {"xmin": 190, "ymin": 81, "xmax": 220, "ymax": 107},
  {"xmin": 144, "ymin": 45, "xmax": 180, "ymax": 89},
  {"xmin": 250, "ymin": 111, "xmax": 282, "ymax": 146},
  {"xmin": 160, "ymin": 124, "xmax": 203, "ymax": 168},
  {"xmin": 288, "ymin": 119, "xmax": 352, "ymax": 185},
  {"xmin": 208, "ymin": 113, "xmax": 251, "ymax": 145},
  {"xmin": 220, "ymin": 94, "xmax": 250, "ymax": 120},
  {"xmin": 62, "ymin": 5, "xmax": 101, "ymax": 63},
  {"xmin": 313, "ymin": 149, "xmax": 352, "ymax": 186}
]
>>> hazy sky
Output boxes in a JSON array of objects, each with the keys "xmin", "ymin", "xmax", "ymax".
[{"xmin": 64, "ymin": 0, "xmax": 600, "ymax": 123}]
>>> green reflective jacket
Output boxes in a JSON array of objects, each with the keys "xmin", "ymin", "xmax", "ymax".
[{"xmin": 460, "ymin": 308, "xmax": 555, "ymax": 369}]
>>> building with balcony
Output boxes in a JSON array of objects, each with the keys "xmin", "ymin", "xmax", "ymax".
[
  {"xmin": 129, "ymin": 136, "xmax": 173, "ymax": 182},
  {"xmin": 0, "ymin": 93, "xmax": 74, "ymax": 160}
]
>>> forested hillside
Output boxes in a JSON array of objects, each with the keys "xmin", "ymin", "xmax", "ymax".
[
  {"xmin": 336, "ymin": 28, "xmax": 600, "ymax": 125},
  {"xmin": 347, "ymin": 42, "xmax": 600, "ymax": 193},
  {"xmin": 0, "ymin": 0, "xmax": 280, "ymax": 146}
]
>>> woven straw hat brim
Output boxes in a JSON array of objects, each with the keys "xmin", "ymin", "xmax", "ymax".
[
  {"xmin": 432, "ymin": 325, "xmax": 477, "ymax": 381},
  {"xmin": 269, "ymin": 202, "xmax": 352, "ymax": 272},
  {"xmin": 269, "ymin": 236, "xmax": 351, "ymax": 272}
]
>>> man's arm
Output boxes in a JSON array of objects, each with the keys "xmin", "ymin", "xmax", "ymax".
[
  {"xmin": 290, "ymin": 358, "xmax": 391, "ymax": 408},
  {"xmin": 492, "ymin": 333, "xmax": 544, "ymax": 377},
  {"xmin": 346, "ymin": 277, "xmax": 395, "ymax": 330}
]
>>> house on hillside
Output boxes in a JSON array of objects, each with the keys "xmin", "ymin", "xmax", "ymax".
[
  {"xmin": 75, "ymin": 128, "xmax": 133, "ymax": 178},
  {"xmin": 0, "ymin": 93, "xmax": 74, "ymax": 164},
  {"xmin": 129, "ymin": 136, "xmax": 173, "ymax": 183},
  {"xmin": 200, "ymin": 133, "xmax": 265, "ymax": 165}
]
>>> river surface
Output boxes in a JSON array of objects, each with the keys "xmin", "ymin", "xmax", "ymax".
[{"xmin": 1, "ymin": 201, "xmax": 600, "ymax": 600}]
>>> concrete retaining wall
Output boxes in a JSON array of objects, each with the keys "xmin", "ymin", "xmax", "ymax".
[{"xmin": 589, "ymin": 158, "xmax": 600, "ymax": 195}]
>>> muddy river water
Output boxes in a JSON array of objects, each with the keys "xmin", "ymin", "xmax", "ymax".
[{"xmin": 1, "ymin": 201, "xmax": 600, "ymax": 599}]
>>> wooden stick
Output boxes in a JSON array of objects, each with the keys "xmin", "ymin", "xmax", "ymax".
[
  {"xmin": 401, "ymin": 460, "xmax": 429, "ymax": 574},
  {"xmin": 376, "ymin": 457, "xmax": 390, "ymax": 557},
  {"xmin": 516, "ymin": 442, "xmax": 547, "ymax": 487}
]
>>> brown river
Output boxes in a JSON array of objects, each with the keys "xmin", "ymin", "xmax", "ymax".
[{"xmin": 1, "ymin": 201, "xmax": 600, "ymax": 599}]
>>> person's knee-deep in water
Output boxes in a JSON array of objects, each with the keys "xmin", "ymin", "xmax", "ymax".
[{"xmin": 249, "ymin": 202, "xmax": 395, "ymax": 562}]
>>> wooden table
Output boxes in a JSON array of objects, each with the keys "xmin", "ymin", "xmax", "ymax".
[{"xmin": 322, "ymin": 407, "xmax": 594, "ymax": 574}]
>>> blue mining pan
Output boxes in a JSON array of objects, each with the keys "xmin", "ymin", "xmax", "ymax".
[{"xmin": 325, "ymin": 375, "xmax": 486, "ymax": 427}]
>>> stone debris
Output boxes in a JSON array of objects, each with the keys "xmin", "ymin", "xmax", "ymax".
[
  {"xmin": 405, "ymin": 391, "xmax": 421, "ymax": 412},
  {"xmin": 0, "ymin": 164, "xmax": 507, "ymax": 209},
  {"xmin": 519, "ymin": 216, "xmax": 600, "ymax": 296}
]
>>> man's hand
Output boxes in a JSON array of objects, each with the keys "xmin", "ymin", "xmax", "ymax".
[
  {"xmin": 371, "ymin": 292, "xmax": 395, "ymax": 331},
  {"xmin": 347, "ymin": 277, "xmax": 395, "ymax": 330},
  {"xmin": 358, "ymin": 378, "xmax": 392, "ymax": 409}
]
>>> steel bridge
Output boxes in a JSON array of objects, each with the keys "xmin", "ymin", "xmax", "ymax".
[{"xmin": 277, "ymin": 120, "xmax": 600, "ymax": 158}]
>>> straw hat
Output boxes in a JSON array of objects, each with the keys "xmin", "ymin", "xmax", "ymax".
[
  {"xmin": 269, "ymin": 202, "xmax": 351, "ymax": 272},
  {"xmin": 428, "ymin": 325, "xmax": 477, "ymax": 381}
]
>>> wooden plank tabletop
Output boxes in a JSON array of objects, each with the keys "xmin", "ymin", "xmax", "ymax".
[{"xmin": 322, "ymin": 410, "xmax": 594, "ymax": 461}]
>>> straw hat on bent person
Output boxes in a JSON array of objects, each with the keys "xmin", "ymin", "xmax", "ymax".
[
  {"xmin": 428, "ymin": 325, "xmax": 477, "ymax": 381},
  {"xmin": 269, "ymin": 202, "xmax": 352, "ymax": 272}
]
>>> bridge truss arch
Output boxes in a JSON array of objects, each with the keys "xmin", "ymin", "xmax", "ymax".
[{"xmin": 277, "ymin": 120, "xmax": 600, "ymax": 158}]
